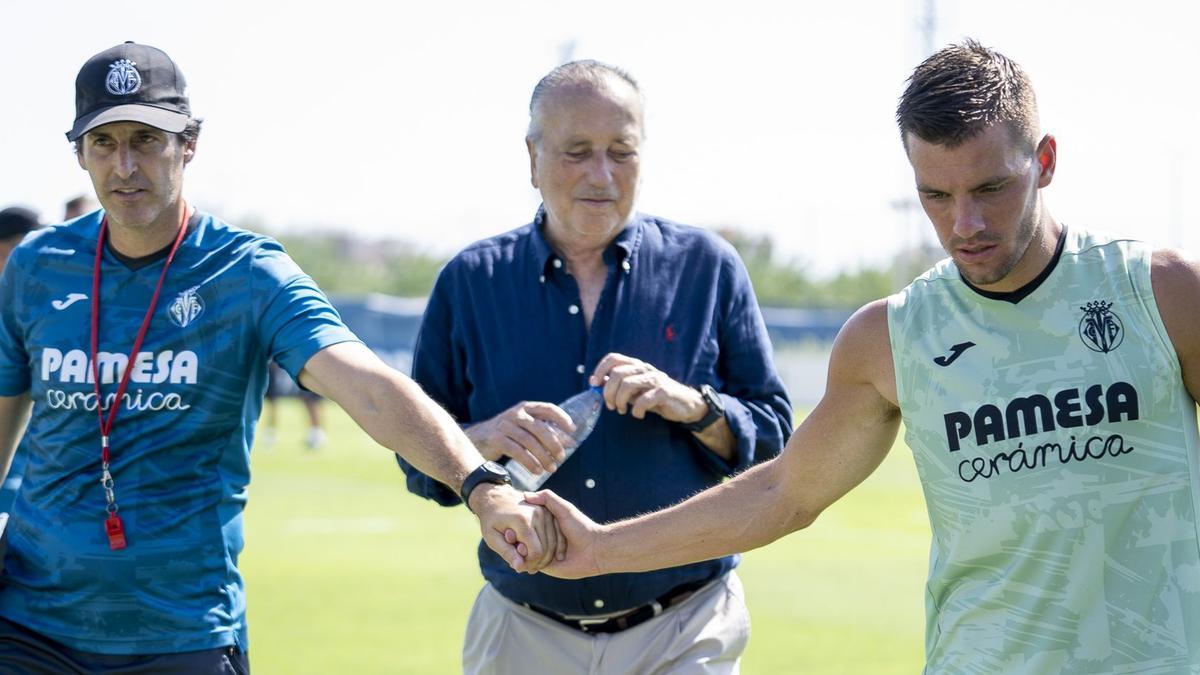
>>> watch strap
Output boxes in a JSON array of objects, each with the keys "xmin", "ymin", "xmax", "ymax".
[
  {"xmin": 459, "ymin": 461, "xmax": 511, "ymax": 512},
  {"xmin": 681, "ymin": 385, "xmax": 724, "ymax": 433}
]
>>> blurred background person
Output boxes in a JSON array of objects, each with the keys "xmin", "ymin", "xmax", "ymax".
[
  {"xmin": 0, "ymin": 206, "xmax": 40, "ymax": 513},
  {"xmin": 0, "ymin": 207, "xmax": 40, "ymax": 274},
  {"xmin": 261, "ymin": 362, "xmax": 327, "ymax": 450},
  {"xmin": 62, "ymin": 194, "xmax": 97, "ymax": 221}
]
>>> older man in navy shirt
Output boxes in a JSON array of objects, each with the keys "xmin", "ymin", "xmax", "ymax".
[{"xmin": 397, "ymin": 60, "xmax": 792, "ymax": 674}]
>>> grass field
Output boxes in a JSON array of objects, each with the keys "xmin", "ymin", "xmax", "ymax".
[{"xmin": 241, "ymin": 400, "xmax": 931, "ymax": 673}]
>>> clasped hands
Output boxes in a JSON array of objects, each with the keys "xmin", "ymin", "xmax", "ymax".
[
  {"xmin": 471, "ymin": 352, "xmax": 705, "ymax": 575},
  {"xmin": 471, "ymin": 480, "xmax": 600, "ymax": 578}
]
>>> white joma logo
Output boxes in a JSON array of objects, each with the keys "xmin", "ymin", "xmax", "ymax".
[{"xmin": 51, "ymin": 293, "xmax": 88, "ymax": 310}]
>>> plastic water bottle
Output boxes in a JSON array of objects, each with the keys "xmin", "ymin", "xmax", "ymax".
[{"xmin": 506, "ymin": 386, "xmax": 604, "ymax": 491}]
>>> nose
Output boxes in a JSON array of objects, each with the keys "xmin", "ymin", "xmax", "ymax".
[
  {"xmin": 952, "ymin": 197, "xmax": 985, "ymax": 239},
  {"xmin": 584, "ymin": 154, "xmax": 614, "ymax": 186},
  {"xmin": 114, "ymin": 144, "xmax": 136, "ymax": 180}
]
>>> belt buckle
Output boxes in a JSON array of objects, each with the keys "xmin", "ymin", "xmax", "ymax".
[{"xmin": 576, "ymin": 616, "xmax": 610, "ymax": 632}]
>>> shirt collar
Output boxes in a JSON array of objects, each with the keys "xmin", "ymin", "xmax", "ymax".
[{"xmin": 530, "ymin": 206, "xmax": 645, "ymax": 280}]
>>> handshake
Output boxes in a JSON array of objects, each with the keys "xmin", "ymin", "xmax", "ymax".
[{"xmin": 470, "ymin": 483, "xmax": 598, "ymax": 580}]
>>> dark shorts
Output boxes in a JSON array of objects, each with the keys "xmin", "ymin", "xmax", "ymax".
[
  {"xmin": 265, "ymin": 363, "xmax": 321, "ymax": 402},
  {"xmin": 0, "ymin": 617, "xmax": 248, "ymax": 674},
  {"xmin": 265, "ymin": 363, "xmax": 288, "ymax": 400}
]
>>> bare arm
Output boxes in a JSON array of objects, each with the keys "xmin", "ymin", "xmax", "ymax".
[
  {"xmin": 299, "ymin": 342, "xmax": 485, "ymax": 491},
  {"xmin": 298, "ymin": 341, "xmax": 559, "ymax": 570},
  {"xmin": 0, "ymin": 393, "xmax": 31, "ymax": 483},
  {"xmin": 1152, "ymin": 249, "xmax": 1200, "ymax": 404},
  {"xmin": 531, "ymin": 300, "xmax": 901, "ymax": 577}
]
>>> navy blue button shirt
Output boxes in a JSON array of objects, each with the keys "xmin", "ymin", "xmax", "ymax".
[{"xmin": 397, "ymin": 209, "xmax": 792, "ymax": 616}]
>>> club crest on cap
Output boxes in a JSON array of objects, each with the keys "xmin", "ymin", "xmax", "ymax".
[{"xmin": 105, "ymin": 59, "xmax": 142, "ymax": 96}]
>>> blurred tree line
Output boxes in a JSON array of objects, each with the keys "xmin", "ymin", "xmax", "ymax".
[
  {"xmin": 269, "ymin": 228, "xmax": 941, "ymax": 309},
  {"xmin": 716, "ymin": 229, "xmax": 942, "ymax": 309},
  {"xmin": 274, "ymin": 231, "xmax": 445, "ymax": 297}
]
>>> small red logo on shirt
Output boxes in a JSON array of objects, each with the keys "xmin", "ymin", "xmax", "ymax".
[{"xmin": 665, "ymin": 325, "xmax": 676, "ymax": 342}]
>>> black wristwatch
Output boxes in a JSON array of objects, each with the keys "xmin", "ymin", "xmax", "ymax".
[
  {"xmin": 681, "ymin": 384, "xmax": 725, "ymax": 433},
  {"xmin": 459, "ymin": 461, "xmax": 511, "ymax": 512}
]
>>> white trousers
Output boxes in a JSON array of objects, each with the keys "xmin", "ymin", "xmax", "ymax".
[{"xmin": 462, "ymin": 572, "xmax": 751, "ymax": 675}]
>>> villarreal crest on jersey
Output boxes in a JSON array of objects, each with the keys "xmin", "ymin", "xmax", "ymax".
[{"xmin": 888, "ymin": 227, "xmax": 1200, "ymax": 674}]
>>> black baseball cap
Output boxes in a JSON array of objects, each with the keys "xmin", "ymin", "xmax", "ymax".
[
  {"xmin": 0, "ymin": 207, "xmax": 41, "ymax": 240},
  {"xmin": 66, "ymin": 41, "xmax": 190, "ymax": 142}
]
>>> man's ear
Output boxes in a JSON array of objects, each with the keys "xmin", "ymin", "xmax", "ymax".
[
  {"xmin": 1035, "ymin": 134, "xmax": 1056, "ymax": 188},
  {"xmin": 526, "ymin": 136, "xmax": 539, "ymax": 189}
]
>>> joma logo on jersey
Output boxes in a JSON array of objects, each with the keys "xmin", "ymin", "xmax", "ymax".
[
  {"xmin": 943, "ymin": 381, "xmax": 1139, "ymax": 452},
  {"xmin": 40, "ymin": 348, "xmax": 198, "ymax": 384},
  {"xmin": 1079, "ymin": 300, "xmax": 1123, "ymax": 353},
  {"xmin": 168, "ymin": 288, "xmax": 204, "ymax": 328}
]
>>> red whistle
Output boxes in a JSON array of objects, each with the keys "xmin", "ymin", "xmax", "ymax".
[{"xmin": 105, "ymin": 514, "xmax": 127, "ymax": 550}]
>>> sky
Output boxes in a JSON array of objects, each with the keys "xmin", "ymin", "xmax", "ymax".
[{"xmin": 1, "ymin": 0, "xmax": 1197, "ymax": 277}]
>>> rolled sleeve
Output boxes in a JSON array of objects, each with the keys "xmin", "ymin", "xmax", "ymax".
[
  {"xmin": 695, "ymin": 252, "xmax": 793, "ymax": 474},
  {"xmin": 691, "ymin": 391, "xmax": 792, "ymax": 477}
]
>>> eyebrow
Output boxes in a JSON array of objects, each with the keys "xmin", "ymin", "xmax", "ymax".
[
  {"xmin": 88, "ymin": 127, "xmax": 165, "ymax": 141},
  {"xmin": 917, "ymin": 174, "xmax": 1012, "ymax": 193},
  {"xmin": 562, "ymin": 134, "xmax": 639, "ymax": 146}
]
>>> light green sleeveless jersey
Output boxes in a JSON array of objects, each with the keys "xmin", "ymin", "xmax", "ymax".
[{"xmin": 888, "ymin": 227, "xmax": 1200, "ymax": 674}]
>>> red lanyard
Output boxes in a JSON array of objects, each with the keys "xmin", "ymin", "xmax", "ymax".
[{"xmin": 90, "ymin": 204, "xmax": 190, "ymax": 550}]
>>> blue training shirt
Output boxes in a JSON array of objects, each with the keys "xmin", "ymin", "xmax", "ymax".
[{"xmin": 0, "ymin": 210, "xmax": 359, "ymax": 655}]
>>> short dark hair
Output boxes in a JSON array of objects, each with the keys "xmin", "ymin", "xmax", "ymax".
[
  {"xmin": 179, "ymin": 118, "xmax": 203, "ymax": 144},
  {"xmin": 73, "ymin": 118, "xmax": 203, "ymax": 154},
  {"xmin": 527, "ymin": 60, "xmax": 642, "ymax": 142},
  {"xmin": 896, "ymin": 39, "xmax": 1038, "ymax": 152},
  {"xmin": 0, "ymin": 207, "xmax": 40, "ymax": 241},
  {"xmin": 64, "ymin": 194, "xmax": 93, "ymax": 213}
]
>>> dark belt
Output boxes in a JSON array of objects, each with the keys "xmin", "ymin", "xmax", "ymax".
[{"xmin": 525, "ymin": 578, "xmax": 711, "ymax": 634}]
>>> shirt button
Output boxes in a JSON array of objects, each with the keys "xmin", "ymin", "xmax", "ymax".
[
  {"xmin": 593, "ymin": 599, "xmax": 605, "ymax": 609},
  {"xmin": 538, "ymin": 274, "xmax": 545, "ymax": 284},
  {"xmin": 576, "ymin": 364, "xmax": 585, "ymax": 374},
  {"xmin": 568, "ymin": 304, "xmax": 580, "ymax": 315},
  {"xmin": 553, "ymin": 258, "xmax": 563, "ymax": 269},
  {"xmin": 585, "ymin": 478, "xmax": 596, "ymax": 488},
  {"xmin": 621, "ymin": 260, "xmax": 631, "ymax": 273}
]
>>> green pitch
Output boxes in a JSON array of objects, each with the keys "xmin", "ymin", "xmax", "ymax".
[{"xmin": 242, "ymin": 401, "xmax": 928, "ymax": 673}]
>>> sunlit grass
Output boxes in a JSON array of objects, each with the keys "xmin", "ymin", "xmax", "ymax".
[{"xmin": 242, "ymin": 401, "xmax": 929, "ymax": 673}]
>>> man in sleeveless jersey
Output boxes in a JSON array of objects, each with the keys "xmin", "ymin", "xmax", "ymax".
[
  {"xmin": 528, "ymin": 40, "xmax": 1200, "ymax": 673},
  {"xmin": 0, "ymin": 42, "xmax": 560, "ymax": 672}
]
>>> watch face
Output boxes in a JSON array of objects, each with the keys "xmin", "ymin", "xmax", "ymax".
[
  {"xmin": 461, "ymin": 460, "xmax": 512, "ymax": 512},
  {"xmin": 702, "ymin": 385, "xmax": 724, "ymax": 413},
  {"xmin": 483, "ymin": 460, "xmax": 510, "ymax": 477}
]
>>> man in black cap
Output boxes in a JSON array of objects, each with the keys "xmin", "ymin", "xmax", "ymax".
[
  {"xmin": 0, "ymin": 207, "xmax": 39, "ymax": 276},
  {"xmin": 0, "ymin": 42, "xmax": 561, "ymax": 672}
]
